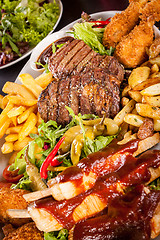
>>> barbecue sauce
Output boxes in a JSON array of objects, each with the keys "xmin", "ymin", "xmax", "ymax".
[
  {"xmin": 35, "ymin": 140, "xmax": 160, "ymax": 237},
  {"xmin": 36, "ymin": 36, "xmax": 74, "ymax": 69},
  {"xmin": 52, "ymin": 139, "xmax": 140, "ymax": 187},
  {"xmin": 72, "ymin": 185, "xmax": 160, "ymax": 240}
]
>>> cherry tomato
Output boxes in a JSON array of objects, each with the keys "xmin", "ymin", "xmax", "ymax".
[{"xmin": 3, "ymin": 165, "xmax": 23, "ymax": 183}]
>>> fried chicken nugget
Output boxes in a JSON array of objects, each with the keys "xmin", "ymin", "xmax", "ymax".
[
  {"xmin": 102, "ymin": 0, "xmax": 148, "ymax": 48},
  {"xmin": 0, "ymin": 188, "xmax": 30, "ymax": 227},
  {"xmin": 3, "ymin": 222, "xmax": 43, "ymax": 240},
  {"xmin": 114, "ymin": 0, "xmax": 160, "ymax": 68}
]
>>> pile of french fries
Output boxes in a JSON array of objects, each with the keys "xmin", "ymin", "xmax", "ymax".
[
  {"xmin": 114, "ymin": 55, "xmax": 160, "ymax": 146},
  {"xmin": 0, "ymin": 72, "xmax": 53, "ymax": 161}
]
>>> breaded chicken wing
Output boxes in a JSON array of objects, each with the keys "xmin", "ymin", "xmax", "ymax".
[
  {"xmin": 102, "ymin": 0, "xmax": 149, "ymax": 48},
  {"xmin": 0, "ymin": 188, "xmax": 30, "ymax": 227},
  {"xmin": 2, "ymin": 222, "xmax": 43, "ymax": 240},
  {"xmin": 114, "ymin": 20, "xmax": 154, "ymax": 68},
  {"xmin": 114, "ymin": 0, "xmax": 160, "ymax": 68}
]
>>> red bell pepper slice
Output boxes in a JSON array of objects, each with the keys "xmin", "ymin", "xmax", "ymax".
[
  {"xmin": 3, "ymin": 165, "xmax": 24, "ymax": 183},
  {"xmin": 40, "ymin": 137, "xmax": 65, "ymax": 179},
  {"xmin": 92, "ymin": 17, "xmax": 111, "ymax": 28}
]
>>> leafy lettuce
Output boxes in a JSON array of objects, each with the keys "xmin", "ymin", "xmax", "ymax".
[
  {"xmin": 73, "ymin": 22, "xmax": 114, "ymax": 55},
  {"xmin": 0, "ymin": 0, "xmax": 60, "ymax": 53},
  {"xmin": 44, "ymin": 229, "xmax": 68, "ymax": 240}
]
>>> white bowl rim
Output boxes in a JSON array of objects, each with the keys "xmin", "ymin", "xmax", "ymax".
[{"xmin": 30, "ymin": 30, "xmax": 74, "ymax": 72}]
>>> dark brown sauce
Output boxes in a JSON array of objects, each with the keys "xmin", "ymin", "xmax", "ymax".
[
  {"xmin": 35, "ymin": 139, "xmax": 160, "ymax": 234},
  {"xmin": 36, "ymin": 36, "xmax": 74, "ymax": 69},
  {"xmin": 72, "ymin": 185, "xmax": 160, "ymax": 240}
]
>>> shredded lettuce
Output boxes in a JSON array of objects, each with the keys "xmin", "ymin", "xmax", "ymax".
[{"xmin": 73, "ymin": 22, "xmax": 114, "ymax": 55}]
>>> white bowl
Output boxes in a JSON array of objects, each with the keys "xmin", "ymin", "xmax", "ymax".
[
  {"xmin": 0, "ymin": 0, "xmax": 63, "ymax": 70},
  {"xmin": 30, "ymin": 30, "xmax": 73, "ymax": 72}
]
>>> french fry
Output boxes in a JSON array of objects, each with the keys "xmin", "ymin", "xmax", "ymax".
[
  {"xmin": 2, "ymin": 82, "xmax": 36, "ymax": 100},
  {"xmin": 37, "ymin": 112, "xmax": 43, "ymax": 126},
  {"xmin": 114, "ymin": 99, "xmax": 136, "ymax": 126},
  {"xmin": 18, "ymin": 113, "xmax": 37, "ymax": 142},
  {"xmin": 35, "ymin": 72, "xmax": 53, "ymax": 88},
  {"xmin": 0, "ymin": 102, "xmax": 14, "ymax": 126},
  {"xmin": 1, "ymin": 142, "xmax": 13, "ymax": 154},
  {"xmin": 11, "ymin": 116, "xmax": 17, "ymax": 127},
  {"xmin": 6, "ymin": 125, "xmax": 23, "ymax": 134},
  {"xmin": 5, "ymin": 134, "xmax": 18, "ymax": 142},
  {"xmin": 128, "ymin": 66, "xmax": 150, "ymax": 89},
  {"xmin": 128, "ymin": 90, "xmax": 142, "ymax": 102},
  {"xmin": 154, "ymin": 119, "xmax": 160, "ymax": 131},
  {"xmin": 17, "ymin": 105, "xmax": 37, "ymax": 124},
  {"xmin": 13, "ymin": 137, "xmax": 32, "ymax": 152},
  {"xmin": 18, "ymin": 74, "xmax": 43, "ymax": 99},
  {"xmin": 0, "ymin": 119, "xmax": 12, "ymax": 138},
  {"xmin": 144, "ymin": 95, "xmax": 160, "ymax": 107},
  {"xmin": 133, "ymin": 77, "xmax": 160, "ymax": 91},
  {"xmin": 121, "ymin": 97, "xmax": 129, "ymax": 107},
  {"xmin": 7, "ymin": 95, "xmax": 37, "ymax": 106},
  {"xmin": 136, "ymin": 103, "xmax": 160, "ymax": 119},
  {"xmin": 1, "ymin": 95, "xmax": 9, "ymax": 109},
  {"xmin": 122, "ymin": 85, "xmax": 131, "ymax": 97},
  {"xmin": 133, "ymin": 133, "xmax": 160, "ymax": 157},
  {"xmin": 124, "ymin": 114, "xmax": 144, "ymax": 127},
  {"xmin": 7, "ymin": 106, "xmax": 26, "ymax": 118},
  {"xmin": 118, "ymin": 132, "xmax": 137, "ymax": 145},
  {"xmin": 30, "ymin": 126, "xmax": 38, "ymax": 134},
  {"xmin": 141, "ymin": 83, "xmax": 160, "ymax": 96},
  {"xmin": 148, "ymin": 56, "xmax": 160, "ymax": 66},
  {"xmin": 151, "ymin": 64, "xmax": 159, "ymax": 73},
  {"xmin": 0, "ymin": 95, "xmax": 4, "ymax": 109}
]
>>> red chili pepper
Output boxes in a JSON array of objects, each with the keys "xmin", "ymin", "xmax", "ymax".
[
  {"xmin": 92, "ymin": 18, "xmax": 111, "ymax": 28},
  {"xmin": 40, "ymin": 137, "xmax": 65, "ymax": 179},
  {"xmin": 50, "ymin": 157, "xmax": 62, "ymax": 167},
  {"xmin": 3, "ymin": 165, "xmax": 24, "ymax": 183}
]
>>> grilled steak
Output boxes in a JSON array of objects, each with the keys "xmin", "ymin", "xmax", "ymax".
[{"xmin": 38, "ymin": 38, "xmax": 124, "ymax": 125}]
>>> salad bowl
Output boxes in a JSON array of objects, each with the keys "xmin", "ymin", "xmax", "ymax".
[{"xmin": 0, "ymin": 0, "xmax": 63, "ymax": 70}]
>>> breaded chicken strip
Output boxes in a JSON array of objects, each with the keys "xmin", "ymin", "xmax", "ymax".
[
  {"xmin": 114, "ymin": 20, "xmax": 154, "ymax": 68},
  {"xmin": 0, "ymin": 188, "xmax": 30, "ymax": 227},
  {"xmin": 102, "ymin": 0, "xmax": 148, "ymax": 48},
  {"xmin": 2, "ymin": 222, "xmax": 43, "ymax": 240},
  {"xmin": 114, "ymin": 0, "xmax": 160, "ymax": 68}
]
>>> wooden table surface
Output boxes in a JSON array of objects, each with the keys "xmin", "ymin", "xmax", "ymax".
[{"xmin": 0, "ymin": 0, "xmax": 159, "ymax": 95}]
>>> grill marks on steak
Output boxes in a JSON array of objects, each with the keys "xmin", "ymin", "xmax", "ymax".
[{"xmin": 38, "ymin": 39, "xmax": 124, "ymax": 125}]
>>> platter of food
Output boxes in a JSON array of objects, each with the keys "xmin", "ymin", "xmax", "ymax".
[
  {"xmin": 1, "ymin": 0, "xmax": 160, "ymax": 239},
  {"xmin": 0, "ymin": 0, "xmax": 63, "ymax": 69}
]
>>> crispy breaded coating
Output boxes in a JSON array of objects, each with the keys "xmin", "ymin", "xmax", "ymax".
[
  {"xmin": 102, "ymin": 0, "xmax": 148, "ymax": 48},
  {"xmin": 114, "ymin": 20, "xmax": 154, "ymax": 68},
  {"xmin": 3, "ymin": 222, "xmax": 43, "ymax": 240},
  {"xmin": 147, "ymin": 37, "xmax": 160, "ymax": 59},
  {"xmin": 114, "ymin": 0, "xmax": 160, "ymax": 68},
  {"xmin": 140, "ymin": 0, "xmax": 160, "ymax": 22},
  {"xmin": 0, "ymin": 188, "xmax": 30, "ymax": 227}
]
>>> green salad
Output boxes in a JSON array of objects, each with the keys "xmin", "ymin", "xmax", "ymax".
[{"xmin": 0, "ymin": 0, "xmax": 60, "ymax": 66}]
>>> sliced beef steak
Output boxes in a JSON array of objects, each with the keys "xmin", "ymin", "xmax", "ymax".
[{"xmin": 38, "ymin": 38, "xmax": 124, "ymax": 126}]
